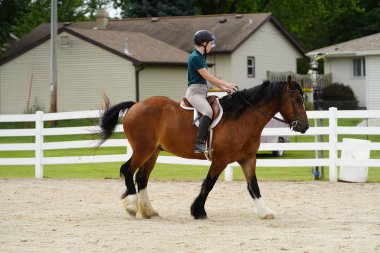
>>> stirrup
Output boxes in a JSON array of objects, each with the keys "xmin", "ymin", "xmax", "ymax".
[{"xmin": 194, "ymin": 143, "xmax": 211, "ymax": 153}]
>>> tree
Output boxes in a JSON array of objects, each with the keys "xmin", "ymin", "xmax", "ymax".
[
  {"xmin": 0, "ymin": 0, "xmax": 30, "ymax": 55},
  {"xmin": 114, "ymin": 0, "xmax": 198, "ymax": 18},
  {"xmin": 0, "ymin": 0, "xmax": 98, "ymax": 57},
  {"xmin": 85, "ymin": 0, "xmax": 113, "ymax": 18},
  {"xmin": 12, "ymin": 0, "xmax": 88, "ymax": 37},
  {"xmin": 193, "ymin": 0, "xmax": 237, "ymax": 14}
]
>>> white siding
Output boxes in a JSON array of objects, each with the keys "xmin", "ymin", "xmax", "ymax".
[
  {"xmin": 231, "ymin": 21, "xmax": 302, "ymax": 89},
  {"xmin": 324, "ymin": 57, "xmax": 366, "ymax": 107},
  {"xmin": 139, "ymin": 66, "xmax": 187, "ymax": 101},
  {"xmin": 0, "ymin": 32, "xmax": 135, "ymax": 114},
  {"xmin": 0, "ymin": 43, "xmax": 50, "ymax": 114},
  {"xmin": 207, "ymin": 54, "xmax": 232, "ymax": 86},
  {"xmin": 367, "ymin": 55, "xmax": 380, "ymax": 109}
]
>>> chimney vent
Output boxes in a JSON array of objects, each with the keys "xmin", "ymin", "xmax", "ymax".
[
  {"xmin": 219, "ymin": 17, "xmax": 227, "ymax": 23},
  {"xmin": 124, "ymin": 38, "xmax": 131, "ymax": 55},
  {"xmin": 61, "ymin": 35, "xmax": 71, "ymax": 47},
  {"xmin": 96, "ymin": 9, "xmax": 109, "ymax": 29}
]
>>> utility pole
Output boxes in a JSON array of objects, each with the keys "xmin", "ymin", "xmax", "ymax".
[
  {"xmin": 50, "ymin": 0, "xmax": 57, "ymax": 114},
  {"xmin": 309, "ymin": 53, "xmax": 327, "ymax": 179}
]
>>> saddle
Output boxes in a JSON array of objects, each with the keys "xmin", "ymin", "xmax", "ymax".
[
  {"xmin": 180, "ymin": 95, "xmax": 223, "ymax": 129},
  {"xmin": 180, "ymin": 95, "xmax": 223, "ymax": 161}
]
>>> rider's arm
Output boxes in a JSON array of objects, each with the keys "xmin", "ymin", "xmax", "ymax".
[{"xmin": 198, "ymin": 68, "xmax": 235, "ymax": 93}]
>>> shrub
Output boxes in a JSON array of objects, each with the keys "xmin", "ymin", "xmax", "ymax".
[
  {"xmin": 322, "ymin": 83, "xmax": 359, "ymax": 110},
  {"xmin": 23, "ymin": 97, "xmax": 45, "ymax": 114},
  {"xmin": 304, "ymin": 102, "xmax": 313, "ymax": 111}
]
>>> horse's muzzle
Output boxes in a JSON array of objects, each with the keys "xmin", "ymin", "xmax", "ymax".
[{"xmin": 290, "ymin": 120, "xmax": 309, "ymax": 134}]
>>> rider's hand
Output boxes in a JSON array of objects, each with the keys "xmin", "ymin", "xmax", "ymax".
[{"xmin": 224, "ymin": 83, "xmax": 238, "ymax": 94}]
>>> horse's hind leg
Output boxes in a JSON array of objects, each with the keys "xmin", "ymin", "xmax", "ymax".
[
  {"xmin": 134, "ymin": 148, "xmax": 160, "ymax": 219},
  {"xmin": 120, "ymin": 159, "xmax": 138, "ymax": 216},
  {"xmin": 239, "ymin": 157, "xmax": 275, "ymax": 219},
  {"xmin": 120, "ymin": 145, "xmax": 157, "ymax": 217}
]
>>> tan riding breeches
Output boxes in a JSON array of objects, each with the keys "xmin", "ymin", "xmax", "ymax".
[{"xmin": 185, "ymin": 84, "xmax": 213, "ymax": 118}]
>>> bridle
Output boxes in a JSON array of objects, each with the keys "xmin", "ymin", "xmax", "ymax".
[{"xmin": 234, "ymin": 85, "xmax": 306, "ymax": 130}]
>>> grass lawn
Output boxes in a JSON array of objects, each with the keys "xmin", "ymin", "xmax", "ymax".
[
  {"xmin": 0, "ymin": 117, "xmax": 379, "ymax": 181},
  {"xmin": 1, "ymin": 162, "xmax": 379, "ymax": 182}
]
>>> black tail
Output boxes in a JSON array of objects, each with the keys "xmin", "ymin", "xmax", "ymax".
[{"xmin": 97, "ymin": 100, "xmax": 135, "ymax": 148}]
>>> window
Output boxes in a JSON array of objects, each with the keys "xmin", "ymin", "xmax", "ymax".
[
  {"xmin": 247, "ymin": 56, "xmax": 255, "ymax": 77},
  {"xmin": 353, "ymin": 58, "xmax": 366, "ymax": 77}
]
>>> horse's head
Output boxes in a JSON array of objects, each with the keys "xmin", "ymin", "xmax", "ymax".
[{"xmin": 278, "ymin": 76, "xmax": 309, "ymax": 134}]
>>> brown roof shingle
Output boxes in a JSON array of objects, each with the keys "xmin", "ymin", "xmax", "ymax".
[
  {"xmin": 307, "ymin": 32, "xmax": 380, "ymax": 56},
  {"xmin": 66, "ymin": 27, "xmax": 189, "ymax": 65},
  {"xmin": 1, "ymin": 13, "xmax": 305, "ymax": 65}
]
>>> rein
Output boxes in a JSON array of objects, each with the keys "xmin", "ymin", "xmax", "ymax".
[
  {"xmin": 235, "ymin": 92, "xmax": 288, "ymax": 125},
  {"xmin": 222, "ymin": 82, "xmax": 306, "ymax": 130}
]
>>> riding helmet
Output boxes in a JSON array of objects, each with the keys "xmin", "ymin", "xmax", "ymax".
[{"xmin": 193, "ymin": 30, "xmax": 216, "ymax": 46}]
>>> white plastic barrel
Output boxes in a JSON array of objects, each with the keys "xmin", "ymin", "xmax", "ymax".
[{"xmin": 339, "ymin": 138, "xmax": 371, "ymax": 183}]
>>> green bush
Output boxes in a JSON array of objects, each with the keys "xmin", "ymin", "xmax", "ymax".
[
  {"xmin": 322, "ymin": 83, "xmax": 359, "ymax": 110},
  {"xmin": 304, "ymin": 102, "xmax": 313, "ymax": 111}
]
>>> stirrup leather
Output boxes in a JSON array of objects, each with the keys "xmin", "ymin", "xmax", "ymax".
[{"xmin": 204, "ymin": 129, "xmax": 213, "ymax": 161}]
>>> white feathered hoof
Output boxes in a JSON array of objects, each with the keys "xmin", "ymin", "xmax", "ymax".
[
  {"xmin": 136, "ymin": 188, "xmax": 159, "ymax": 219},
  {"xmin": 121, "ymin": 194, "xmax": 137, "ymax": 217},
  {"xmin": 136, "ymin": 206, "xmax": 159, "ymax": 219},
  {"xmin": 254, "ymin": 198, "xmax": 275, "ymax": 220},
  {"xmin": 258, "ymin": 211, "xmax": 276, "ymax": 220}
]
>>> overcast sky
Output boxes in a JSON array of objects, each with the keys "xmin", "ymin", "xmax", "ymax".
[{"xmin": 106, "ymin": 4, "xmax": 121, "ymax": 18}]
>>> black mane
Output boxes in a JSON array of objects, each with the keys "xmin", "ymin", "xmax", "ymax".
[{"xmin": 219, "ymin": 81, "xmax": 288, "ymax": 119}]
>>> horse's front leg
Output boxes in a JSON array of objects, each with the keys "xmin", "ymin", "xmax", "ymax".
[
  {"xmin": 239, "ymin": 157, "xmax": 275, "ymax": 219},
  {"xmin": 191, "ymin": 160, "xmax": 227, "ymax": 219}
]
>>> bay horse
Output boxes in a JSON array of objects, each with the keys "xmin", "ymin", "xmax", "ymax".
[{"xmin": 97, "ymin": 76, "xmax": 309, "ymax": 220}]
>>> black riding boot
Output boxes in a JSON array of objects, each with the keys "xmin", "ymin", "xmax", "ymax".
[{"xmin": 194, "ymin": 115, "xmax": 212, "ymax": 153}]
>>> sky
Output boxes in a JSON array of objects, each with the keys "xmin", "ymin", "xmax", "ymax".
[{"xmin": 105, "ymin": 3, "xmax": 122, "ymax": 18}]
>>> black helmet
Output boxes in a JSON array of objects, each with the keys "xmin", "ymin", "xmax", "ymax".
[{"xmin": 193, "ymin": 30, "xmax": 216, "ymax": 46}]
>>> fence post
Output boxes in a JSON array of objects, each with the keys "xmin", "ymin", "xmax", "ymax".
[
  {"xmin": 224, "ymin": 164, "xmax": 233, "ymax": 181},
  {"xmin": 35, "ymin": 111, "xmax": 44, "ymax": 179},
  {"xmin": 328, "ymin": 107, "xmax": 338, "ymax": 182}
]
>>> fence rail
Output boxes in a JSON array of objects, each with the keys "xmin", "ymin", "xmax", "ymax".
[
  {"xmin": 267, "ymin": 71, "xmax": 332, "ymax": 89},
  {"xmin": 0, "ymin": 108, "xmax": 379, "ymax": 181}
]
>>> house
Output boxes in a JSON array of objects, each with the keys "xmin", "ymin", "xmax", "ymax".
[
  {"xmin": 307, "ymin": 32, "xmax": 380, "ymax": 110},
  {"xmin": 0, "ymin": 12, "xmax": 305, "ymax": 114}
]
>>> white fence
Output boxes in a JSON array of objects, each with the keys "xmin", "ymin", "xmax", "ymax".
[{"xmin": 0, "ymin": 108, "xmax": 379, "ymax": 181}]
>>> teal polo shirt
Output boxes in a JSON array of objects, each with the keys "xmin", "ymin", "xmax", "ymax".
[{"xmin": 187, "ymin": 49, "xmax": 208, "ymax": 86}]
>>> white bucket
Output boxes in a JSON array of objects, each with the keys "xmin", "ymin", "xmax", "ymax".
[{"xmin": 339, "ymin": 138, "xmax": 371, "ymax": 183}]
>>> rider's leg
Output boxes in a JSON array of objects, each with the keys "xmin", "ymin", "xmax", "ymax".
[
  {"xmin": 194, "ymin": 115, "xmax": 212, "ymax": 153},
  {"xmin": 185, "ymin": 84, "xmax": 213, "ymax": 153}
]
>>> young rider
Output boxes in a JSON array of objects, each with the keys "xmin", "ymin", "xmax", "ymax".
[{"xmin": 186, "ymin": 30, "xmax": 237, "ymax": 153}]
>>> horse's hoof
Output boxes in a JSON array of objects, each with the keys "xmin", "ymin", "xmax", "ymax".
[
  {"xmin": 191, "ymin": 207, "xmax": 207, "ymax": 219},
  {"xmin": 262, "ymin": 214, "xmax": 275, "ymax": 219},
  {"xmin": 136, "ymin": 209, "xmax": 159, "ymax": 219},
  {"xmin": 258, "ymin": 212, "xmax": 276, "ymax": 220},
  {"xmin": 193, "ymin": 214, "xmax": 208, "ymax": 220},
  {"xmin": 121, "ymin": 195, "xmax": 137, "ymax": 217}
]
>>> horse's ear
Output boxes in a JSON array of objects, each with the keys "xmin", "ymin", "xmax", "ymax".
[{"xmin": 287, "ymin": 75, "xmax": 294, "ymax": 89}]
